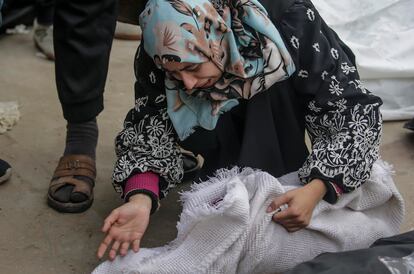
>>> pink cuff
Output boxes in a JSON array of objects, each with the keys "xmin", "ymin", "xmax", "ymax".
[
  {"xmin": 125, "ymin": 172, "xmax": 159, "ymax": 199},
  {"xmin": 329, "ymin": 181, "xmax": 344, "ymax": 197}
]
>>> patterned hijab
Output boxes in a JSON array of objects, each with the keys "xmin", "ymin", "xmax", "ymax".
[{"xmin": 140, "ymin": 0, "xmax": 295, "ymax": 140}]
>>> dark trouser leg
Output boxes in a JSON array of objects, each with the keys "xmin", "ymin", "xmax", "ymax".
[
  {"xmin": 54, "ymin": 0, "xmax": 117, "ymax": 123},
  {"xmin": 36, "ymin": 0, "xmax": 54, "ymax": 26},
  {"xmin": 54, "ymin": 0, "xmax": 117, "ymax": 157},
  {"xmin": 50, "ymin": 0, "xmax": 117, "ymax": 209}
]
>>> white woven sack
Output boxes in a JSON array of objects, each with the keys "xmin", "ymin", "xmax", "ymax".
[{"xmin": 93, "ymin": 160, "xmax": 404, "ymax": 274}]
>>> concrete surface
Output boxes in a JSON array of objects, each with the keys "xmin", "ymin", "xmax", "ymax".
[{"xmin": 0, "ymin": 32, "xmax": 413, "ymax": 274}]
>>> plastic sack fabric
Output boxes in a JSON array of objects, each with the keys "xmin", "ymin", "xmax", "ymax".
[{"xmin": 93, "ymin": 160, "xmax": 404, "ymax": 274}]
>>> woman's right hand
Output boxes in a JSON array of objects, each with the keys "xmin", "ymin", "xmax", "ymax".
[{"xmin": 97, "ymin": 194, "xmax": 152, "ymax": 261}]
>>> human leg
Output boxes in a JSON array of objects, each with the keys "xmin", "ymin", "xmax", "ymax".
[
  {"xmin": 48, "ymin": 0, "xmax": 117, "ymax": 213},
  {"xmin": 36, "ymin": 0, "xmax": 53, "ymax": 25},
  {"xmin": 54, "ymin": 0, "xmax": 116, "ymax": 123}
]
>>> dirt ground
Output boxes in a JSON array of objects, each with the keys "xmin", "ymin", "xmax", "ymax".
[{"xmin": 0, "ymin": 32, "xmax": 413, "ymax": 274}]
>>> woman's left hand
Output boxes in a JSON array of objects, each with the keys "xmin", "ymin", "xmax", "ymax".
[
  {"xmin": 267, "ymin": 179, "xmax": 327, "ymax": 232},
  {"xmin": 97, "ymin": 194, "xmax": 152, "ymax": 261}
]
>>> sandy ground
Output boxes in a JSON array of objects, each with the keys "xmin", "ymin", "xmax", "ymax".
[{"xmin": 0, "ymin": 32, "xmax": 413, "ymax": 274}]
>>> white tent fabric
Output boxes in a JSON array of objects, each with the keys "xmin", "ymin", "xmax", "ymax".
[
  {"xmin": 313, "ymin": 0, "xmax": 414, "ymax": 120},
  {"xmin": 92, "ymin": 161, "xmax": 404, "ymax": 274}
]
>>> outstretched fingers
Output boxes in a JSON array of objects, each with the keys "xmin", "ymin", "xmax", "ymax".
[
  {"xmin": 109, "ymin": 240, "xmax": 121, "ymax": 261},
  {"xmin": 120, "ymin": 242, "xmax": 130, "ymax": 256},
  {"xmin": 97, "ymin": 234, "xmax": 113, "ymax": 259},
  {"xmin": 102, "ymin": 210, "xmax": 120, "ymax": 233},
  {"xmin": 132, "ymin": 239, "xmax": 141, "ymax": 253}
]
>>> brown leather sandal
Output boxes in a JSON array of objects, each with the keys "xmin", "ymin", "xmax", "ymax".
[{"xmin": 47, "ymin": 155, "xmax": 96, "ymax": 213}]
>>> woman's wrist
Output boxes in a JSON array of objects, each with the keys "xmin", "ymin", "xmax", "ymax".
[
  {"xmin": 124, "ymin": 172, "xmax": 160, "ymax": 214},
  {"xmin": 128, "ymin": 193, "xmax": 153, "ymax": 212},
  {"xmin": 306, "ymin": 179, "xmax": 328, "ymax": 200}
]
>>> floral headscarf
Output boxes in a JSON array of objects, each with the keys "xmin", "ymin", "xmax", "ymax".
[{"xmin": 140, "ymin": 0, "xmax": 295, "ymax": 140}]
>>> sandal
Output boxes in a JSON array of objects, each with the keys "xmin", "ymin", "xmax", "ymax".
[{"xmin": 47, "ymin": 155, "xmax": 96, "ymax": 213}]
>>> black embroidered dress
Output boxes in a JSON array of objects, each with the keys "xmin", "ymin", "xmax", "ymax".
[{"xmin": 112, "ymin": 0, "xmax": 383, "ymax": 203}]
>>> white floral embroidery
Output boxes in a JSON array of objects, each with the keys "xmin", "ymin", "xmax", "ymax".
[
  {"xmin": 117, "ymin": 127, "xmax": 138, "ymax": 147},
  {"xmin": 328, "ymin": 98, "xmax": 347, "ymax": 112},
  {"xmin": 329, "ymin": 149, "xmax": 348, "ymax": 164},
  {"xmin": 161, "ymin": 109, "xmax": 169, "ymax": 120},
  {"xmin": 148, "ymin": 134, "xmax": 174, "ymax": 158},
  {"xmin": 333, "ymin": 132, "xmax": 352, "ymax": 148},
  {"xmin": 133, "ymin": 50, "xmax": 142, "ymax": 80},
  {"xmin": 341, "ymin": 62, "xmax": 356, "ymax": 75},
  {"xmin": 307, "ymin": 9, "xmax": 315, "ymax": 21},
  {"xmin": 329, "ymin": 76, "xmax": 344, "ymax": 96},
  {"xmin": 155, "ymin": 94, "xmax": 166, "ymax": 104},
  {"xmin": 308, "ymin": 100, "xmax": 321, "ymax": 112},
  {"xmin": 349, "ymin": 80, "xmax": 369, "ymax": 94},
  {"xmin": 349, "ymin": 108, "xmax": 369, "ymax": 131},
  {"xmin": 331, "ymin": 48, "xmax": 339, "ymax": 60},
  {"xmin": 321, "ymin": 71, "xmax": 328, "ymax": 80},
  {"xmin": 312, "ymin": 43, "xmax": 320, "ymax": 52},
  {"xmin": 135, "ymin": 96, "xmax": 149, "ymax": 112},
  {"xmin": 299, "ymin": 103, "xmax": 382, "ymax": 191},
  {"xmin": 118, "ymin": 157, "xmax": 131, "ymax": 169},
  {"xmin": 290, "ymin": 36, "xmax": 300, "ymax": 49},
  {"xmin": 146, "ymin": 116, "xmax": 165, "ymax": 137},
  {"xmin": 352, "ymin": 133, "xmax": 365, "ymax": 149},
  {"xmin": 113, "ymin": 107, "xmax": 184, "ymax": 198},
  {"xmin": 298, "ymin": 70, "xmax": 309, "ymax": 78},
  {"xmin": 149, "ymin": 71, "xmax": 156, "ymax": 84}
]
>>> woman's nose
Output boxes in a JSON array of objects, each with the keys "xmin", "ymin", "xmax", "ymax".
[{"xmin": 181, "ymin": 72, "xmax": 197, "ymax": 91}]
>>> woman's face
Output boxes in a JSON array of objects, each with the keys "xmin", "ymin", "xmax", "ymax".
[{"xmin": 163, "ymin": 60, "xmax": 223, "ymax": 91}]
